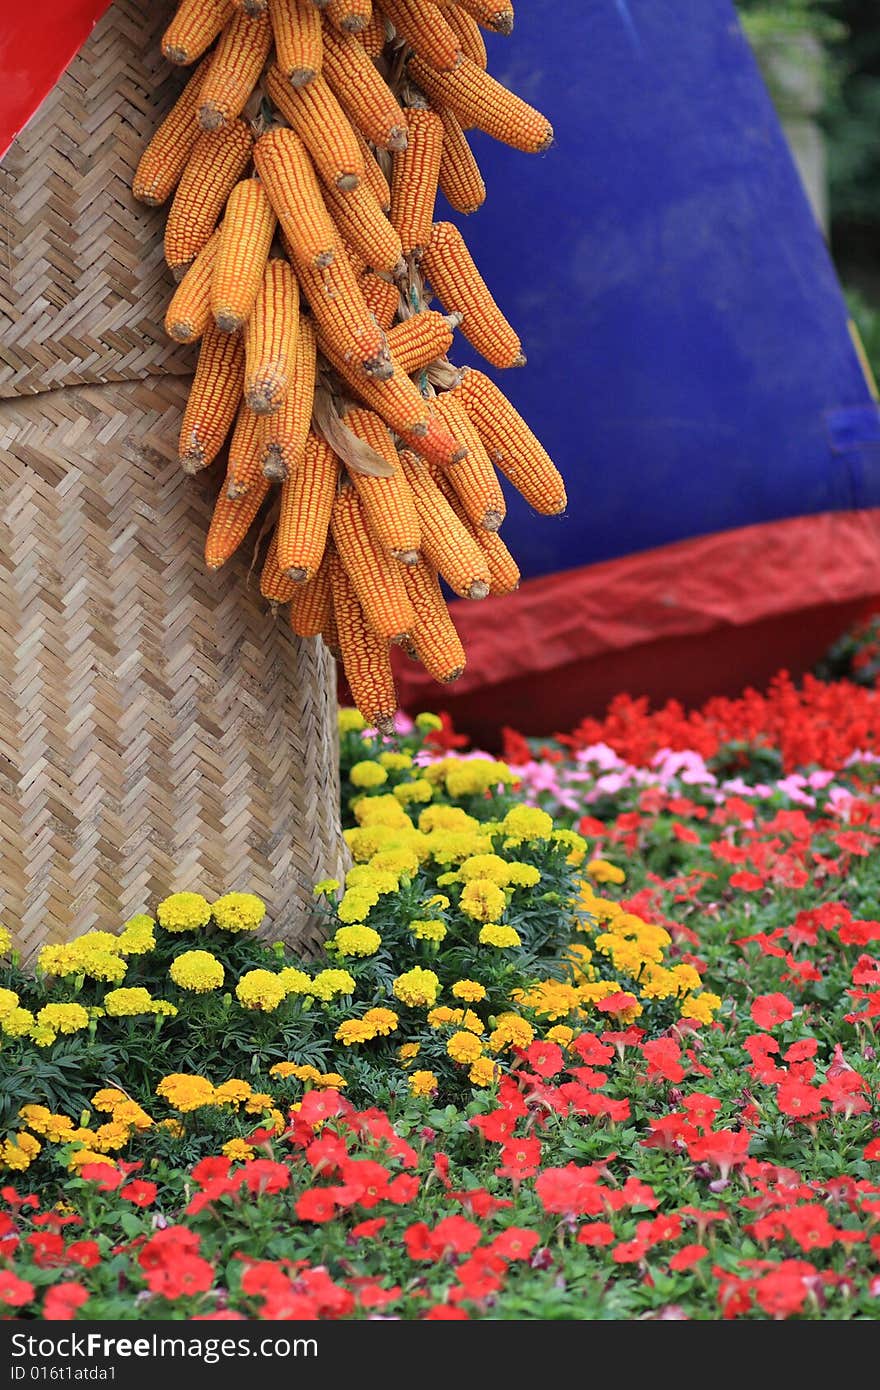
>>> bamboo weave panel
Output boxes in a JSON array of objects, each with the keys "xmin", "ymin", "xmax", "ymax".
[
  {"xmin": 0, "ymin": 378, "xmax": 345, "ymax": 959},
  {"xmin": 0, "ymin": 0, "xmax": 192, "ymax": 396}
]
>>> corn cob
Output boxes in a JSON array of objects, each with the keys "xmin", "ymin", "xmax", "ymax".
[
  {"xmin": 319, "ymin": 337, "xmax": 429, "ymax": 435},
  {"xmin": 324, "ymin": 0, "xmax": 373, "ymax": 34},
  {"xmin": 445, "ymin": 5, "xmax": 487, "ymax": 67},
  {"xmin": 389, "ymin": 108, "xmax": 444, "ymax": 256},
  {"xmin": 352, "ymin": 130, "xmax": 393, "ymax": 210},
  {"xmin": 164, "ymin": 120, "xmax": 254, "ymax": 275},
  {"xmin": 329, "ymin": 551, "xmax": 397, "ymax": 731},
  {"xmin": 198, "ymin": 8, "xmax": 272, "ymax": 129},
  {"xmin": 263, "ymin": 312, "xmax": 316, "ymax": 477},
  {"xmin": 260, "ymin": 533, "xmax": 298, "ymax": 603},
  {"xmin": 268, "ymin": 0, "xmax": 322, "ymax": 84},
  {"xmin": 320, "ymin": 178, "xmax": 403, "ymax": 275},
  {"xmin": 359, "ymin": 9, "xmax": 388, "ymax": 56},
  {"xmin": 382, "ymin": 0, "xmax": 462, "ymax": 72},
  {"xmin": 227, "ymin": 404, "xmax": 268, "ymax": 496},
  {"xmin": 132, "ymin": 60, "xmax": 211, "ymax": 206},
  {"xmin": 454, "ymin": 368, "xmax": 567, "ymax": 514},
  {"xmin": 400, "ymin": 449, "xmax": 489, "ymax": 598},
  {"xmin": 342, "ymin": 408, "xmax": 421, "ymax": 558},
  {"xmin": 438, "ymin": 106, "xmax": 485, "ymax": 214},
  {"xmin": 450, "ymin": 0, "xmax": 513, "ymax": 35},
  {"xmin": 205, "ymin": 478, "xmax": 271, "ymax": 569},
  {"xmin": 432, "ymin": 461, "xmax": 522, "ymax": 591},
  {"xmin": 253, "ymin": 126, "xmax": 337, "ymax": 266},
  {"xmin": 178, "ymin": 321, "xmax": 246, "ymax": 473},
  {"xmin": 433, "ymin": 389, "xmax": 505, "ymax": 527},
  {"xmin": 408, "ymin": 55, "xmax": 552, "ymax": 154},
  {"xmin": 321, "ymin": 25, "xmax": 408, "ymax": 151},
  {"xmin": 422, "ymin": 220, "xmax": 522, "ymax": 368},
  {"xmin": 244, "ymin": 258, "xmax": 299, "ymax": 413},
  {"xmin": 331, "ymin": 487, "xmax": 416, "ymax": 638},
  {"xmin": 401, "ymin": 409, "xmax": 468, "ymax": 469},
  {"xmin": 297, "ymin": 250, "xmax": 392, "ymax": 378},
  {"xmin": 163, "ymin": 0, "xmax": 235, "ymax": 64},
  {"xmin": 359, "ymin": 271, "xmax": 400, "ymax": 331},
  {"xmin": 211, "ymin": 179, "xmax": 277, "ymax": 331},
  {"xmin": 164, "ymin": 227, "xmax": 221, "ymax": 342},
  {"xmin": 404, "ymin": 559, "xmax": 466, "ymax": 682},
  {"xmin": 385, "ymin": 310, "xmax": 456, "ymax": 374},
  {"xmin": 276, "ymin": 431, "xmax": 339, "ymax": 579},
  {"xmin": 264, "ymin": 65, "xmax": 364, "ymax": 190},
  {"xmin": 289, "ymin": 550, "xmax": 332, "ymax": 635}
]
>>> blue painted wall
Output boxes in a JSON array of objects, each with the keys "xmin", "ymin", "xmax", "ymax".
[{"xmin": 438, "ymin": 0, "xmax": 880, "ymax": 579}]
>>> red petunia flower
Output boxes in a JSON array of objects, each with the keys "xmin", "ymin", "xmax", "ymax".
[
  {"xmin": 142, "ymin": 1253, "xmax": 215, "ymax": 1300},
  {"xmin": 750, "ymin": 993, "xmax": 794, "ymax": 1030},
  {"xmin": 0, "ymin": 1270, "xmax": 34, "ymax": 1308},
  {"xmin": 43, "ymin": 1282, "xmax": 89, "ymax": 1321},
  {"xmin": 120, "ymin": 1180, "xmax": 158, "ymax": 1208},
  {"xmin": 642, "ymin": 1038, "xmax": 686, "ymax": 1083},
  {"xmin": 669, "ymin": 1244, "xmax": 709, "ymax": 1271},
  {"xmin": 523, "ymin": 1040, "xmax": 564, "ymax": 1079},
  {"xmin": 489, "ymin": 1228, "xmax": 540, "ymax": 1262},
  {"xmin": 295, "ymin": 1188, "xmax": 339, "ymax": 1224},
  {"xmin": 576, "ymin": 1221, "xmax": 616, "ymax": 1247}
]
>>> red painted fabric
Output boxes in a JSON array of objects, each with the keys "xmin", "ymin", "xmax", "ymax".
[
  {"xmin": 0, "ymin": 1, "xmax": 113, "ymax": 159},
  {"xmin": 391, "ymin": 510, "xmax": 880, "ymax": 734}
]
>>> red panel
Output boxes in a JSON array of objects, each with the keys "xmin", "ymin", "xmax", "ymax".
[
  {"xmin": 0, "ymin": 0, "xmax": 113, "ymax": 159},
  {"xmin": 387, "ymin": 510, "xmax": 880, "ymax": 740}
]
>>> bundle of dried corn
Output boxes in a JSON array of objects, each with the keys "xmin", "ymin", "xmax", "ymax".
[{"xmin": 134, "ymin": 0, "xmax": 565, "ymax": 730}]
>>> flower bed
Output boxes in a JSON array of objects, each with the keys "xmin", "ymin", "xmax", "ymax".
[{"xmin": 2, "ymin": 698, "xmax": 880, "ymax": 1320}]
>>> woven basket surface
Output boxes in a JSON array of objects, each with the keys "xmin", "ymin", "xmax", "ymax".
[{"xmin": 0, "ymin": 0, "xmax": 345, "ymax": 957}]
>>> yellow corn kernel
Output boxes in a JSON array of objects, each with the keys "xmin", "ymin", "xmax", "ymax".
[
  {"xmin": 320, "ymin": 178, "xmax": 403, "ymax": 275},
  {"xmin": 422, "ymin": 220, "xmax": 522, "ymax": 368},
  {"xmin": 331, "ymin": 487, "xmax": 416, "ymax": 639},
  {"xmin": 269, "ymin": 0, "xmax": 322, "ymax": 84},
  {"xmin": 399, "ymin": 449, "xmax": 489, "ymax": 598},
  {"xmin": 227, "ymin": 404, "xmax": 268, "ymax": 496},
  {"xmin": 253, "ymin": 126, "xmax": 337, "ymax": 267},
  {"xmin": 205, "ymin": 478, "xmax": 271, "ymax": 569},
  {"xmin": 164, "ymin": 227, "xmax": 222, "ymax": 342},
  {"xmin": 289, "ymin": 549, "xmax": 332, "ymax": 636},
  {"xmin": 329, "ymin": 549, "xmax": 398, "ymax": 733},
  {"xmin": 321, "ymin": 24, "xmax": 407, "ymax": 151},
  {"xmin": 408, "ymin": 53, "xmax": 551, "ymax": 154},
  {"xmin": 453, "ymin": 368, "xmax": 566, "ymax": 515},
  {"xmin": 276, "ymin": 431, "xmax": 339, "ymax": 579},
  {"xmin": 438, "ymin": 105, "xmax": 485, "ymax": 214},
  {"xmin": 383, "ymin": 0, "xmax": 462, "ymax": 71},
  {"xmin": 433, "ymin": 390, "xmax": 505, "ymax": 528},
  {"xmin": 244, "ymin": 258, "xmax": 300, "ymax": 413},
  {"xmin": 164, "ymin": 120, "xmax": 254, "ymax": 276},
  {"xmin": 389, "ymin": 108, "xmax": 444, "ymax": 256},
  {"xmin": 211, "ymin": 179, "xmax": 277, "ymax": 331},
  {"xmin": 263, "ymin": 312, "xmax": 316, "ymax": 478},
  {"xmin": 163, "ymin": 0, "xmax": 236, "ymax": 64},
  {"xmin": 264, "ymin": 65, "xmax": 364, "ymax": 190},
  {"xmin": 178, "ymin": 321, "xmax": 246, "ymax": 473},
  {"xmin": 404, "ymin": 559, "xmax": 467, "ymax": 683},
  {"xmin": 132, "ymin": 59, "xmax": 211, "ymax": 206},
  {"xmin": 198, "ymin": 7, "xmax": 272, "ymax": 129}
]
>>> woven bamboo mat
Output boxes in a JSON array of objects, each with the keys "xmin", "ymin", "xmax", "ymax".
[
  {"xmin": 0, "ymin": 0, "xmax": 345, "ymax": 957},
  {"xmin": 0, "ymin": 0, "xmax": 193, "ymax": 396}
]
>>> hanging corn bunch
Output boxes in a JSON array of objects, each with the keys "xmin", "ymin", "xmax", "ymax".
[{"xmin": 135, "ymin": 0, "xmax": 565, "ymax": 731}]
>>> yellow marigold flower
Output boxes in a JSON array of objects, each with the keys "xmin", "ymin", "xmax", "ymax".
[
  {"xmin": 379, "ymin": 751, "xmax": 413, "ymax": 771},
  {"xmin": 445, "ymin": 758, "xmax": 517, "ymax": 798},
  {"xmin": 169, "ymin": 949, "xmax": 224, "ymax": 993},
  {"xmin": 309, "ymin": 969, "xmax": 355, "ymax": 1001},
  {"xmin": 244, "ymin": 1092, "xmax": 274, "ymax": 1113},
  {"xmin": 393, "ymin": 779, "xmax": 433, "ymax": 806},
  {"xmin": 415, "ymin": 712, "xmax": 443, "ymax": 732},
  {"xmin": 428, "ymin": 1006, "xmax": 464, "ymax": 1029},
  {"xmin": 159, "ymin": 1119, "xmax": 184, "ymax": 1137},
  {"xmin": 337, "ymin": 888, "xmax": 379, "ymax": 923},
  {"xmin": 92, "ymin": 1121, "xmax": 132, "ymax": 1153},
  {"xmin": 115, "ymin": 916, "xmax": 157, "ymax": 955},
  {"xmin": 156, "ymin": 891, "xmax": 212, "ymax": 932},
  {"xmin": 236, "ymin": 970, "xmax": 286, "ymax": 1012},
  {"xmin": 680, "ymin": 991, "xmax": 722, "ymax": 1024},
  {"xmin": 278, "ymin": 967, "xmax": 313, "ymax": 997},
  {"xmin": 213, "ymin": 1079, "xmax": 252, "ymax": 1106},
  {"xmin": 29, "ymin": 1025, "xmax": 56, "ymax": 1048},
  {"xmin": 671, "ymin": 963, "xmax": 703, "ymax": 995},
  {"xmin": 370, "ymin": 848, "xmax": 420, "ymax": 878},
  {"xmin": 552, "ymin": 829, "xmax": 588, "ymax": 867},
  {"xmin": 586, "ymin": 858, "xmax": 626, "ymax": 885},
  {"xmin": 222, "ymin": 1138, "xmax": 256, "ymax": 1161},
  {"xmin": 67, "ymin": 1149, "xmax": 114, "ymax": 1171},
  {"xmin": 393, "ymin": 967, "xmax": 441, "ymax": 1008},
  {"xmin": 350, "ymin": 759, "xmax": 389, "ymax": 789},
  {"xmin": 76, "ymin": 931, "xmax": 123, "ymax": 954},
  {"xmin": 451, "ymin": 979, "xmax": 486, "ymax": 1003},
  {"xmin": 639, "ymin": 966, "xmax": 680, "ymax": 1001},
  {"xmin": 269, "ymin": 1062, "xmax": 305, "ymax": 1080},
  {"xmin": 398, "ymin": 1042, "xmax": 420, "ymax": 1062},
  {"xmin": 447, "ymin": 1030, "xmax": 483, "ymax": 1064},
  {"xmin": 104, "ymin": 987, "xmax": 177, "ymax": 1018},
  {"xmin": 468, "ymin": 1057, "xmax": 499, "ymax": 1088},
  {"xmin": 501, "ymin": 805, "xmax": 553, "ymax": 841},
  {"xmin": 418, "ymin": 805, "xmax": 479, "ymax": 834},
  {"xmin": 459, "ymin": 854, "xmax": 511, "ymax": 886},
  {"xmin": 489, "ymin": 1014, "xmax": 535, "ymax": 1052},
  {"xmin": 362, "ymin": 1007, "xmax": 398, "ymax": 1035},
  {"xmin": 506, "ymin": 862, "xmax": 541, "ymax": 889},
  {"xmin": 479, "ymin": 924, "xmax": 522, "ymax": 949},
  {"xmin": 354, "ymin": 794, "xmax": 415, "ymax": 830},
  {"xmin": 425, "ymin": 893, "xmax": 451, "ymax": 911},
  {"xmin": 409, "ymin": 918, "xmax": 447, "ymax": 943},
  {"xmin": 338, "ymin": 708, "xmax": 367, "ymax": 734},
  {"xmin": 18, "ymin": 1107, "xmax": 75, "ymax": 1143},
  {"xmin": 36, "ymin": 1003, "xmax": 89, "ymax": 1035},
  {"xmin": 332, "ymin": 924, "xmax": 382, "ymax": 958},
  {"xmin": 111, "ymin": 1101, "xmax": 153, "ymax": 1130},
  {"xmin": 212, "ymin": 892, "xmax": 265, "ymax": 933},
  {"xmin": 546, "ymin": 1025, "xmax": 575, "ymax": 1048},
  {"xmin": 315, "ymin": 1073, "xmax": 346, "ymax": 1090},
  {"xmin": 345, "ymin": 866, "xmax": 399, "ymax": 894},
  {"xmin": 0, "ymin": 988, "xmax": 19, "ymax": 1020},
  {"xmin": 156, "ymin": 1073, "xmax": 216, "ymax": 1112},
  {"xmin": 460, "ymin": 879, "xmax": 507, "ymax": 923},
  {"xmin": 5, "ymin": 1009, "xmax": 36, "ymax": 1038},
  {"xmin": 0, "ymin": 1137, "xmax": 38, "ymax": 1171},
  {"xmin": 36, "ymin": 944, "xmax": 80, "ymax": 977},
  {"xmin": 313, "ymin": 878, "xmax": 341, "ymax": 896},
  {"xmin": 461, "ymin": 1009, "xmax": 485, "ymax": 1035},
  {"xmin": 408, "ymin": 1070, "xmax": 439, "ymax": 1097},
  {"xmin": 0, "ymin": 926, "xmax": 12, "ymax": 956},
  {"xmin": 580, "ymin": 980, "xmax": 626, "ymax": 1004},
  {"xmin": 78, "ymin": 951, "xmax": 127, "ymax": 984},
  {"xmin": 335, "ymin": 1019, "xmax": 377, "ymax": 1046}
]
